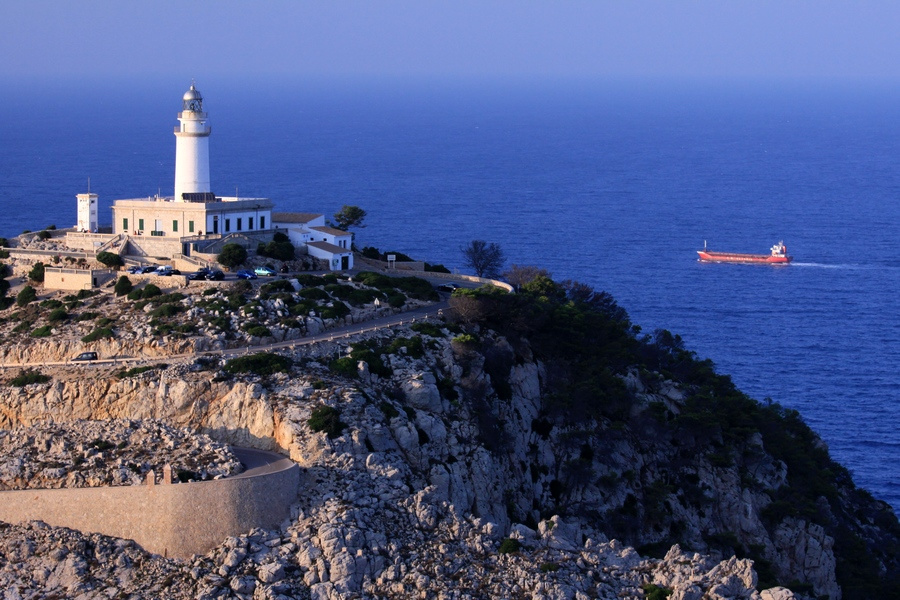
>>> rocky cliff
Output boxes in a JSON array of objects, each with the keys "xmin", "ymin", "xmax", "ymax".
[{"xmin": 1, "ymin": 274, "xmax": 898, "ymax": 599}]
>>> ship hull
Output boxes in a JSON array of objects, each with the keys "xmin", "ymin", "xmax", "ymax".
[{"xmin": 697, "ymin": 251, "xmax": 791, "ymax": 264}]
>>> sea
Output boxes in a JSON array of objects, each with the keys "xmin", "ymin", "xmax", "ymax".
[{"xmin": 1, "ymin": 76, "xmax": 898, "ymax": 511}]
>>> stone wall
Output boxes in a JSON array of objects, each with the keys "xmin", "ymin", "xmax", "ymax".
[
  {"xmin": 0, "ymin": 448, "xmax": 299, "ymax": 558},
  {"xmin": 44, "ymin": 268, "xmax": 117, "ymax": 291}
]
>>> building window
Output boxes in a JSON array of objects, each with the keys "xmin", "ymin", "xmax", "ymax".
[
  {"xmin": 188, "ymin": 220, "xmax": 194, "ymax": 233},
  {"xmin": 138, "ymin": 218, "xmax": 144, "ymax": 232},
  {"xmin": 260, "ymin": 216, "xmax": 265, "ymax": 229},
  {"xmin": 225, "ymin": 219, "xmax": 231, "ymax": 232},
  {"xmin": 237, "ymin": 218, "xmax": 242, "ymax": 231},
  {"xmin": 123, "ymin": 218, "xmax": 128, "ymax": 231},
  {"xmin": 173, "ymin": 220, "xmax": 178, "ymax": 233},
  {"xmin": 249, "ymin": 217, "xmax": 254, "ymax": 230}
]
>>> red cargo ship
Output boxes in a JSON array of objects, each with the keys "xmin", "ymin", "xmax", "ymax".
[{"xmin": 697, "ymin": 241, "xmax": 792, "ymax": 264}]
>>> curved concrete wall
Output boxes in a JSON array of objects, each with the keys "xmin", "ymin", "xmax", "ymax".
[{"xmin": 0, "ymin": 448, "xmax": 299, "ymax": 558}]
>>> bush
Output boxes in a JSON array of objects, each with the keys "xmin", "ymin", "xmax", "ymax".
[
  {"xmin": 299, "ymin": 287, "xmax": 330, "ymax": 301},
  {"xmin": 141, "ymin": 284, "xmax": 161, "ymax": 298},
  {"xmin": 244, "ymin": 325, "xmax": 272, "ymax": 338},
  {"xmin": 411, "ymin": 322, "xmax": 445, "ymax": 337},
  {"xmin": 16, "ymin": 286, "xmax": 37, "ymax": 307},
  {"xmin": 224, "ymin": 352, "xmax": 292, "ymax": 376},
  {"xmin": 30, "ymin": 325, "xmax": 52, "ymax": 337},
  {"xmin": 217, "ymin": 243, "xmax": 248, "ymax": 269},
  {"xmin": 114, "ymin": 276, "xmax": 133, "ymax": 297},
  {"xmin": 117, "ymin": 364, "xmax": 168, "ymax": 378},
  {"xmin": 425, "ymin": 263, "xmax": 451, "ymax": 273},
  {"xmin": 96, "ymin": 252, "xmax": 124, "ymax": 268},
  {"xmin": 0, "ymin": 238, "xmax": 8, "ymax": 248},
  {"xmin": 498, "ymin": 538, "xmax": 521, "ymax": 554},
  {"xmin": 9, "ymin": 369, "xmax": 50, "ymax": 387},
  {"xmin": 308, "ymin": 405, "xmax": 347, "ymax": 438},
  {"xmin": 641, "ymin": 584, "xmax": 673, "ymax": 600},
  {"xmin": 260, "ymin": 279, "xmax": 295, "ymax": 294},
  {"xmin": 150, "ymin": 303, "xmax": 182, "ymax": 318},
  {"xmin": 28, "ymin": 262, "xmax": 45, "ymax": 283},
  {"xmin": 48, "ymin": 308, "xmax": 68, "ymax": 322},
  {"xmin": 258, "ymin": 239, "xmax": 295, "ymax": 261},
  {"xmin": 37, "ymin": 230, "xmax": 51, "ymax": 240},
  {"xmin": 81, "ymin": 327, "xmax": 114, "ymax": 343}
]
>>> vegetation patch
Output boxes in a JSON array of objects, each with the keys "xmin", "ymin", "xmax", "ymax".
[
  {"xmin": 81, "ymin": 327, "xmax": 114, "ymax": 343},
  {"xmin": 9, "ymin": 369, "xmax": 51, "ymax": 387},
  {"xmin": 224, "ymin": 352, "xmax": 292, "ymax": 376},
  {"xmin": 308, "ymin": 405, "xmax": 347, "ymax": 438}
]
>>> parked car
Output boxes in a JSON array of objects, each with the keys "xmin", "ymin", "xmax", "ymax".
[
  {"xmin": 438, "ymin": 283, "xmax": 461, "ymax": 292},
  {"xmin": 187, "ymin": 267, "xmax": 212, "ymax": 281},
  {"xmin": 155, "ymin": 265, "xmax": 174, "ymax": 276},
  {"xmin": 139, "ymin": 265, "xmax": 158, "ymax": 274},
  {"xmin": 126, "ymin": 265, "xmax": 142, "ymax": 274},
  {"xmin": 72, "ymin": 351, "xmax": 98, "ymax": 362},
  {"xmin": 254, "ymin": 266, "xmax": 276, "ymax": 277},
  {"xmin": 236, "ymin": 269, "xmax": 257, "ymax": 280},
  {"xmin": 207, "ymin": 269, "xmax": 225, "ymax": 281}
]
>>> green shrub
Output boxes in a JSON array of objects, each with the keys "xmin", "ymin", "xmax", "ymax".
[
  {"xmin": 217, "ymin": 243, "xmax": 248, "ymax": 269},
  {"xmin": 452, "ymin": 333, "xmax": 479, "ymax": 346},
  {"xmin": 16, "ymin": 286, "xmax": 37, "ymax": 307},
  {"xmin": 30, "ymin": 325, "xmax": 52, "ymax": 337},
  {"xmin": 299, "ymin": 287, "xmax": 330, "ymax": 301},
  {"xmin": 114, "ymin": 276, "xmax": 133, "ymax": 297},
  {"xmin": 379, "ymin": 400, "xmax": 400, "ymax": 420},
  {"xmin": 425, "ymin": 263, "xmax": 451, "ymax": 273},
  {"xmin": 295, "ymin": 274, "xmax": 326, "ymax": 287},
  {"xmin": 37, "ymin": 230, "xmax": 51, "ymax": 240},
  {"xmin": 141, "ymin": 284, "xmax": 161, "ymax": 298},
  {"xmin": 498, "ymin": 538, "xmax": 521, "ymax": 554},
  {"xmin": 224, "ymin": 352, "xmax": 292, "ymax": 376},
  {"xmin": 260, "ymin": 279, "xmax": 295, "ymax": 294},
  {"xmin": 321, "ymin": 301, "xmax": 350, "ymax": 320},
  {"xmin": 539, "ymin": 562, "xmax": 559, "ymax": 572},
  {"xmin": 329, "ymin": 356, "xmax": 359, "ymax": 378},
  {"xmin": 28, "ymin": 262, "xmax": 45, "ymax": 283},
  {"xmin": 150, "ymin": 303, "xmax": 182, "ymax": 318},
  {"xmin": 386, "ymin": 292, "xmax": 405, "ymax": 308},
  {"xmin": 96, "ymin": 317, "xmax": 115, "ymax": 328},
  {"xmin": 9, "ymin": 369, "xmax": 50, "ymax": 387},
  {"xmin": 81, "ymin": 327, "xmax": 114, "ymax": 343},
  {"xmin": 640, "ymin": 584, "xmax": 673, "ymax": 600},
  {"xmin": 244, "ymin": 325, "xmax": 272, "ymax": 338},
  {"xmin": 75, "ymin": 312, "xmax": 99, "ymax": 322},
  {"xmin": 96, "ymin": 251, "xmax": 124, "ymax": 268},
  {"xmin": 76, "ymin": 289, "xmax": 98, "ymax": 300},
  {"xmin": 0, "ymin": 238, "xmax": 8, "ymax": 248},
  {"xmin": 47, "ymin": 307, "xmax": 67, "ymax": 322},
  {"xmin": 308, "ymin": 405, "xmax": 347, "ymax": 438},
  {"xmin": 117, "ymin": 364, "xmax": 168, "ymax": 378},
  {"xmin": 411, "ymin": 322, "xmax": 446, "ymax": 337},
  {"xmin": 41, "ymin": 299, "xmax": 63, "ymax": 309}
]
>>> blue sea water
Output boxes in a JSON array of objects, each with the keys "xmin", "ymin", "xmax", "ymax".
[{"xmin": 1, "ymin": 78, "xmax": 898, "ymax": 510}]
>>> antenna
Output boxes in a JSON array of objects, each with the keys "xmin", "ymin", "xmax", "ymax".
[{"xmin": 87, "ymin": 177, "xmax": 91, "ymax": 193}]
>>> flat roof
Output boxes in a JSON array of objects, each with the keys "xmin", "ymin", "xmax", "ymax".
[
  {"xmin": 272, "ymin": 212, "xmax": 323, "ymax": 224},
  {"xmin": 307, "ymin": 240, "xmax": 350, "ymax": 255},
  {"xmin": 310, "ymin": 225, "xmax": 350, "ymax": 237}
]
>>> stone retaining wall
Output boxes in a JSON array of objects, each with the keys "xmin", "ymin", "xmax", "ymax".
[{"xmin": 0, "ymin": 448, "xmax": 299, "ymax": 558}]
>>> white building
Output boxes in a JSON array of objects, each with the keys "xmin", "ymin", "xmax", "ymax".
[{"xmin": 272, "ymin": 213, "xmax": 354, "ymax": 270}]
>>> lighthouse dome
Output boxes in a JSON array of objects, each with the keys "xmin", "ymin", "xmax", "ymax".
[{"xmin": 182, "ymin": 85, "xmax": 203, "ymax": 111}]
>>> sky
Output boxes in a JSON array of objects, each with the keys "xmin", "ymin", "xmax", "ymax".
[{"xmin": 2, "ymin": 1, "xmax": 900, "ymax": 84}]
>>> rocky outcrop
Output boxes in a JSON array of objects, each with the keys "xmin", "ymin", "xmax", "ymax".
[
  {"xmin": 0, "ymin": 419, "xmax": 240, "ymax": 489},
  {"xmin": 1, "ymin": 315, "xmax": 897, "ymax": 598}
]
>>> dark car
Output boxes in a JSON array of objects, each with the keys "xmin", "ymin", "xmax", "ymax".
[
  {"xmin": 438, "ymin": 283, "xmax": 461, "ymax": 292},
  {"xmin": 207, "ymin": 269, "xmax": 225, "ymax": 281},
  {"xmin": 126, "ymin": 265, "xmax": 143, "ymax": 274},
  {"xmin": 187, "ymin": 267, "xmax": 212, "ymax": 281},
  {"xmin": 72, "ymin": 351, "xmax": 98, "ymax": 361},
  {"xmin": 236, "ymin": 269, "xmax": 257, "ymax": 280},
  {"xmin": 139, "ymin": 265, "xmax": 158, "ymax": 274}
]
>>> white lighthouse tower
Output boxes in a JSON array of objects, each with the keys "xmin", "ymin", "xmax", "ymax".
[{"xmin": 173, "ymin": 83, "xmax": 211, "ymax": 202}]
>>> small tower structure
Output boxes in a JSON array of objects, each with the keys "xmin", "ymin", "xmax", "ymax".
[
  {"xmin": 173, "ymin": 83, "xmax": 211, "ymax": 202},
  {"xmin": 76, "ymin": 192, "xmax": 98, "ymax": 233}
]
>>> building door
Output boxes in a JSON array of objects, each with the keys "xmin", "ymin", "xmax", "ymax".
[
  {"xmin": 341, "ymin": 256, "xmax": 349, "ymax": 270},
  {"xmin": 212, "ymin": 216, "xmax": 219, "ymax": 234},
  {"xmin": 183, "ymin": 243, "xmax": 191, "ymax": 257}
]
